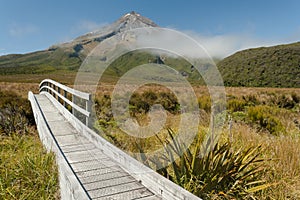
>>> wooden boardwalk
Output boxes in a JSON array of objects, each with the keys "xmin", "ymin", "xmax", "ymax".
[
  {"xmin": 35, "ymin": 93, "xmax": 160, "ymax": 200},
  {"xmin": 29, "ymin": 79, "xmax": 201, "ymax": 200}
]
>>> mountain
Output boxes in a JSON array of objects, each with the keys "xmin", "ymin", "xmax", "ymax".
[
  {"xmin": 0, "ymin": 11, "xmax": 157, "ymax": 75},
  {"xmin": 1, "ymin": 12, "xmax": 300, "ymax": 88},
  {"xmin": 217, "ymin": 42, "xmax": 300, "ymax": 88}
]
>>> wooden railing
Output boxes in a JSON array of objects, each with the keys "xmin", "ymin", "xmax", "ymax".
[
  {"xmin": 32, "ymin": 79, "xmax": 201, "ymax": 200},
  {"xmin": 39, "ymin": 79, "xmax": 92, "ymax": 126}
]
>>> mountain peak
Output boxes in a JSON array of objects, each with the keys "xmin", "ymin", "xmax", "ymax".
[
  {"xmin": 122, "ymin": 11, "xmax": 140, "ymax": 18},
  {"xmin": 117, "ymin": 11, "xmax": 158, "ymax": 29},
  {"xmin": 72, "ymin": 12, "xmax": 157, "ymax": 43}
]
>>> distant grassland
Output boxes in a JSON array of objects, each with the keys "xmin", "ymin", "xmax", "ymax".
[{"xmin": 0, "ymin": 70, "xmax": 77, "ymax": 85}]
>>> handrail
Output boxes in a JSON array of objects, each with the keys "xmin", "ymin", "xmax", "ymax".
[
  {"xmin": 39, "ymin": 79, "xmax": 90, "ymax": 100},
  {"xmin": 39, "ymin": 79, "xmax": 92, "ymax": 126}
]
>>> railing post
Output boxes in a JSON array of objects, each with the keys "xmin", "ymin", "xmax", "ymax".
[
  {"xmin": 85, "ymin": 94, "xmax": 92, "ymax": 127},
  {"xmin": 72, "ymin": 94, "xmax": 75, "ymax": 114},
  {"xmin": 63, "ymin": 90, "xmax": 67, "ymax": 108},
  {"xmin": 50, "ymin": 83, "xmax": 52, "ymax": 95},
  {"xmin": 54, "ymin": 85, "xmax": 56, "ymax": 98},
  {"xmin": 58, "ymin": 87, "xmax": 61, "ymax": 103},
  {"xmin": 51, "ymin": 83, "xmax": 54, "ymax": 96}
]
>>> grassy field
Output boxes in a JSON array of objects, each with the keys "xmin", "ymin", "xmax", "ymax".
[
  {"xmin": 0, "ymin": 87, "xmax": 59, "ymax": 199},
  {"xmin": 1, "ymin": 78, "xmax": 300, "ymax": 199},
  {"xmin": 93, "ymin": 84, "xmax": 300, "ymax": 199}
]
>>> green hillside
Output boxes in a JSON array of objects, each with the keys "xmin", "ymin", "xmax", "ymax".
[
  {"xmin": 1, "ymin": 41, "xmax": 300, "ymax": 88},
  {"xmin": 0, "ymin": 47, "xmax": 81, "ymax": 75},
  {"xmin": 0, "ymin": 48, "xmax": 205, "ymax": 84},
  {"xmin": 217, "ymin": 42, "xmax": 300, "ymax": 88}
]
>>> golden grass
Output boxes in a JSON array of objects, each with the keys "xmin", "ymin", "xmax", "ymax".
[
  {"xmin": 0, "ymin": 132, "xmax": 59, "ymax": 200},
  {"xmin": 0, "ymin": 87, "xmax": 59, "ymax": 199},
  {"xmin": 1, "ymin": 80, "xmax": 300, "ymax": 199},
  {"xmin": 92, "ymin": 83, "xmax": 300, "ymax": 199},
  {"xmin": 228, "ymin": 122, "xmax": 300, "ymax": 199}
]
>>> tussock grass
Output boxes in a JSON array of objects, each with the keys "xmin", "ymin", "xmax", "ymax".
[
  {"xmin": 94, "ymin": 86, "xmax": 300, "ymax": 199},
  {"xmin": 0, "ymin": 133, "xmax": 59, "ymax": 200},
  {"xmin": 2, "ymin": 81, "xmax": 299, "ymax": 199},
  {"xmin": 229, "ymin": 124, "xmax": 300, "ymax": 199},
  {"xmin": 0, "ymin": 88, "xmax": 59, "ymax": 199}
]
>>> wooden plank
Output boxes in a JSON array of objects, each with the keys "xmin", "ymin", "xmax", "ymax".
[
  {"xmin": 41, "ymin": 111, "xmax": 65, "ymax": 122},
  {"xmin": 88, "ymin": 181, "xmax": 146, "ymax": 199},
  {"xmin": 84, "ymin": 175, "xmax": 136, "ymax": 191},
  {"xmin": 76, "ymin": 166, "xmax": 122, "ymax": 178},
  {"xmin": 65, "ymin": 149, "xmax": 109, "ymax": 163},
  {"xmin": 55, "ymin": 134, "xmax": 90, "ymax": 147},
  {"xmin": 79, "ymin": 170, "xmax": 129, "ymax": 184},
  {"xmin": 60, "ymin": 143, "xmax": 96, "ymax": 153},
  {"xmin": 46, "ymin": 121, "xmax": 77, "ymax": 136},
  {"xmin": 71, "ymin": 159, "xmax": 117, "ymax": 172},
  {"xmin": 97, "ymin": 189, "xmax": 157, "ymax": 200}
]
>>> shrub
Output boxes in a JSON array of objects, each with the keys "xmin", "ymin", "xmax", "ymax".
[
  {"xmin": 269, "ymin": 94, "xmax": 299, "ymax": 109},
  {"xmin": 242, "ymin": 94, "xmax": 259, "ymax": 106},
  {"xmin": 142, "ymin": 91, "xmax": 158, "ymax": 103},
  {"xmin": 291, "ymin": 92, "xmax": 300, "ymax": 104},
  {"xmin": 247, "ymin": 106, "xmax": 284, "ymax": 135},
  {"xmin": 157, "ymin": 92, "xmax": 180, "ymax": 114},
  {"xmin": 149, "ymin": 129, "xmax": 269, "ymax": 199},
  {"xmin": 129, "ymin": 91, "xmax": 180, "ymax": 114},
  {"xmin": 198, "ymin": 95, "xmax": 211, "ymax": 113},
  {"xmin": 228, "ymin": 98, "xmax": 247, "ymax": 112},
  {"xmin": 277, "ymin": 94, "xmax": 296, "ymax": 109},
  {"xmin": 0, "ymin": 90, "xmax": 34, "ymax": 135}
]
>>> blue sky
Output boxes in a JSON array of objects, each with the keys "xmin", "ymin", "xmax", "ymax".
[{"xmin": 1, "ymin": 0, "xmax": 300, "ymax": 57}]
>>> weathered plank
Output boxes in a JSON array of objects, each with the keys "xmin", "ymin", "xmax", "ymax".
[
  {"xmin": 79, "ymin": 170, "xmax": 129, "ymax": 184},
  {"xmin": 95, "ymin": 188, "xmax": 156, "ymax": 200},
  {"xmin": 55, "ymin": 134, "xmax": 91, "ymax": 147},
  {"xmin": 76, "ymin": 166, "xmax": 122, "ymax": 178},
  {"xmin": 88, "ymin": 181, "xmax": 146, "ymax": 199},
  {"xmin": 84, "ymin": 175, "xmax": 136, "ymax": 191},
  {"xmin": 65, "ymin": 149, "xmax": 110, "ymax": 163},
  {"xmin": 72, "ymin": 159, "xmax": 117, "ymax": 172},
  {"xmin": 61, "ymin": 143, "xmax": 96, "ymax": 153}
]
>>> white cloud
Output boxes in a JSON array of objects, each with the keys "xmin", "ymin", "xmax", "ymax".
[
  {"xmin": 130, "ymin": 25, "xmax": 297, "ymax": 59},
  {"xmin": 132, "ymin": 28, "xmax": 280, "ymax": 59},
  {"xmin": 186, "ymin": 32, "xmax": 276, "ymax": 58},
  {"xmin": 9, "ymin": 23, "xmax": 38, "ymax": 37},
  {"xmin": 183, "ymin": 29, "xmax": 300, "ymax": 58}
]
